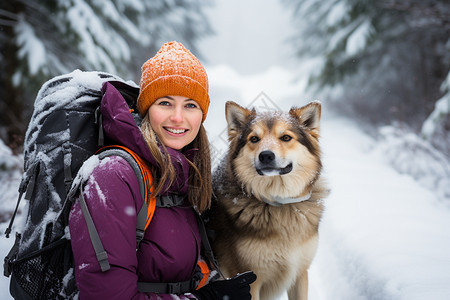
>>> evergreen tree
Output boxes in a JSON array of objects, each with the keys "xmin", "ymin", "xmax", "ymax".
[
  {"xmin": 0, "ymin": 0, "xmax": 211, "ymax": 151},
  {"xmin": 284, "ymin": 0, "xmax": 449, "ymax": 132},
  {"xmin": 421, "ymin": 72, "xmax": 450, "ymax": 156}
]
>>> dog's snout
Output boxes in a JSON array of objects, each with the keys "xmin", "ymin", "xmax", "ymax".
[{"xmin": 259, "ymin": 151, "xmax": 275, "ymax": 164}]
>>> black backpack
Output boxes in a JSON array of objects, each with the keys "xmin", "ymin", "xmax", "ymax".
[
  {"xmin": 2, "ymin": 70, "xmax": 147, "ymax": 299},
  {"xmin": 3, "ymin": 70, "xmax": 221, "ymax": 299}
]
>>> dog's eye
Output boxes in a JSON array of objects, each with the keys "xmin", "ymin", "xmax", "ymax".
[
  {"xmin": 249, "ymin": 136, "xmax": 260, "ymax": 143},
  {"xmin": 280, "ymin": 135, "xmax": 292, "ymax": 142}
]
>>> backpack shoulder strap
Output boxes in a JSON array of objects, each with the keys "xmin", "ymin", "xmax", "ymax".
[
  {"xmin": 98, "ymin": 145, "xmax": 156, "ymax": 249},
  {"xmin": 194, "ymin": 212, "xmax": 225, "ymax": 280},
  {"xmin": 75, "ymin": 145, "xmax": 155, "ymax": 273},
  {"xmin": 78, "ymin": 190, "xmax": 111, "ymax": 272}
]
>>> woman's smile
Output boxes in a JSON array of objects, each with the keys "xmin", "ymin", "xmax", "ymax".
[{"xmin": 164, "ymin": 127, "xmax": 189, "ymax": 135}]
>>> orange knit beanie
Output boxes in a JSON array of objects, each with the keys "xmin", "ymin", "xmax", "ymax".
[{"xmin": 137, "ymin": 41, "xmax": 210, "ymax": 121}]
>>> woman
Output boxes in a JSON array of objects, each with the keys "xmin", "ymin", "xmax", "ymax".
[{"xmin": 69, "ymin": 41, "xmax": 256, "ymax": 299}]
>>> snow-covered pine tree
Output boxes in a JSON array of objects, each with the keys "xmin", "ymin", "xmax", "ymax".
[
  {"xmin": 0, "ymin": 0, "xmax": 211, "ymax": 151},
  {"xmin": 283, "ymin": 0, "xmax": 449, "ymax": 133},
  {"xmin": 421, "ymin": 71, "xmax": 450, "ymax": 156}
]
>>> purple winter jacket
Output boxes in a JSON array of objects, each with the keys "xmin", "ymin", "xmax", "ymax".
[{"xmin": 69, "ymin": 82, "xmax": 201, "ymax": 299}]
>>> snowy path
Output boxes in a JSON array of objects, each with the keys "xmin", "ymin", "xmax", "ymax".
[{"xmin": 305, "ymin": 116, "xmax": 450, "ymax": 300}]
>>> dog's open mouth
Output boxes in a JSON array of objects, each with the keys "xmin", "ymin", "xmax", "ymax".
[{"xmin": 256, "ymin": 163, "xmax": 293, "ymax": 176}]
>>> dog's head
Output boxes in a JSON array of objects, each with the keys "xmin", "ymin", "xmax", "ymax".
[{"xmin": 225, "ymin": 101, "xmax": 322, "ymax": 203}]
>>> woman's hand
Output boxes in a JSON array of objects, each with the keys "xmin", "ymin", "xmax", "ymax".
[{"xmin": 192, "ymin": 271, "xmax": 257, "ymax": 300}]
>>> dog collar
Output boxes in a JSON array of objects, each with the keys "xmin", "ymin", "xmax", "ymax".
[{"xmin": 260, "ymin": 190, "xmax": 313, "ymax": 206}]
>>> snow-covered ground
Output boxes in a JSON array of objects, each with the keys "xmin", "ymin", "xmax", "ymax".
[
  {"xmin": 309, "ymin": 117, "xmax": 450, "ymax": 300},
  {"xmin": 1, "ymin": 65, "xmax": 449, "ymax": 299}
]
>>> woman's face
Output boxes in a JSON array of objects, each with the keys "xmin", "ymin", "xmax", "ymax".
[{"xmin": 147, "ymin": 95, "xmax": 203, "ymax": 150}]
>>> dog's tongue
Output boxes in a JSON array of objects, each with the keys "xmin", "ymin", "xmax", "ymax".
[
  {"xmin": 257, "ymin": 163, "xmax": 293, "ymax": 176},
  {"xmin": 257, "ymin": 168, "xmax": 281, "ymax": 176}
]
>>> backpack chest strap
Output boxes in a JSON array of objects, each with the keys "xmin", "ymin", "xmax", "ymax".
[{"xmin": 156, "ymin": 195, "xmax": 186, "ymax": 208}]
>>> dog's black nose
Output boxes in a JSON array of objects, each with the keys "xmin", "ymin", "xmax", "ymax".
[{"xmin": 259, "ymin": 151, "xmax": 275, "ymax": 164}]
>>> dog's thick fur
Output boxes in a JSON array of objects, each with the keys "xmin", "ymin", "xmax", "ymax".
[{"xmin": 209, "ymin": 101, "xmax": 329, "ymax": 300}]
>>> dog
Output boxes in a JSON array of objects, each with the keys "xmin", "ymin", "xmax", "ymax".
[{"xmin": 208, "ymin": 101, "xmax": 329, "ymax": 300}]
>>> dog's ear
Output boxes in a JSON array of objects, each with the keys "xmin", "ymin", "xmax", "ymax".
[
  {"xmin": 225, "ymin": 101, "xmax": 253, "ymax": 140},
  {"xmin": 290, "ymin": 101, "xmax": 321, "ymax": 132}
]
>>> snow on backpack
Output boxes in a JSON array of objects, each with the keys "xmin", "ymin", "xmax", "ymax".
[{"xmin": 2, "ymin": 70, "xmax": 217, "ymax": 299}]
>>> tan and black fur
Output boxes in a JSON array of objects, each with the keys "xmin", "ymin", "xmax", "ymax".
[{"xmin": 209, "ymin": 101, "xmax": 329, "ymax": 300}]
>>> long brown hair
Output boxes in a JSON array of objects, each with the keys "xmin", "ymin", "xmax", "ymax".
[{"xmin": 140, "ymin": 114, "xmax": 212, "ymax": 213}]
